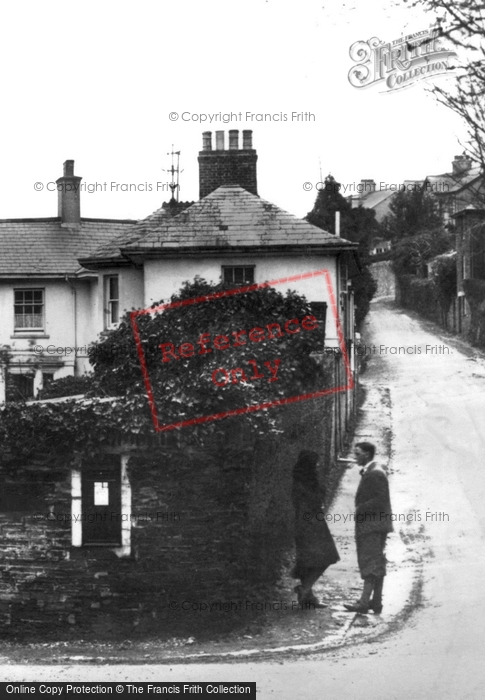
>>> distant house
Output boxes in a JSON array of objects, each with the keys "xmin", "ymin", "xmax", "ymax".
[
  {"xmin": 369, "ymin": 237, "xmax": 392, "ymax": 256},
  {"xmin": 348, "ymin": 180, "xmax": 395, "ymax": 222},
  {"xmin": 422, "ymin": 157, "xmax": 485, "ymax": 335},
  {"xmin": 452, "ymin": 205, "xmax": 485, "ymax": 334},
  {"xmin": 350, "ymin": 155, "xmax": 485, "ymax": 230},
  {"xmin": 424, "ymin": 154, "xmax": 484, "ymax": 225},
  {"xmin": 348, "ymin": 179, "xmax": 424, "ymax": 223}
]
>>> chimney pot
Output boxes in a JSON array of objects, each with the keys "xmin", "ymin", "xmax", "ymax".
[
  {"xmin": 215, "ymin": 131, "xmax": 225, "ymax": 150},
  {"xmin": 242, "ymin": 130, "xmax": 253, "ymax": 149},
  {"xmin": 228, "ymin": 130, "xmax": 239, "ymax": 150},
  {"xmin": 360, "ymin": 179, "xmax": 376, "ymax": 194},
  {"xmin": 56, "ymin": 160, "xmax": 82, "ymax": 225},
  {"xmin": 64, "ymin": 160, "xmax": 75, "ymax": 177},
  {"xmin": 452, "ymin": 154, "xmax": 472, "ymax": 177},
  {"xmin": 202, "ymin": 131, "xmax": 212, "ymax": 151}
]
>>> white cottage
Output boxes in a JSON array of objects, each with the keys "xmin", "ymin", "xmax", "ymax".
[{"xmin": 81, "ymin": 130, "xmax": 358, "ymax": 352}]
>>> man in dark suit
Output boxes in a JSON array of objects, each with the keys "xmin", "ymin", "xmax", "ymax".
[{"xmin": 344, "ymin": 441, "xmax": 393, "ymax": 614}]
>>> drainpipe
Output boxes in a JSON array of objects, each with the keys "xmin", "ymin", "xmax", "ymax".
[{"xmin": 65, "ymin": 276, "xmax": 78, "ymax": 375}]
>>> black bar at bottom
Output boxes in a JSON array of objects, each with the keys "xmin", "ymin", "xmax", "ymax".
[{"xmin": 0, "ymin": 682, "xmax": 256, "ymax": 699}]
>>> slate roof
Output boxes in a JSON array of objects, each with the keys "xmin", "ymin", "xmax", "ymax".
[
  {"xmin": 0, "ymin": 217, "xmax": 136, "ymax": 277},
  {"xmin": 81, "ymin": 200, "xmax": 194, "ymax": 265},
  {"xmin": 117, "ymin": 185, "xmax": 355, "ymax": 258},
  {"xmin": 358, "ymin": 181, "xmax": 424, "ymax": 208},
  {"xmin": 359, "ymin": 188, "xmax": 395, "ymax": 209},
  {"xmin": 424, "ymin": 166, "xmax": 481, "ymax": 194},
  {"xmin": 452, "ymin": 204, "xmax": 485, "ymax": 218}
]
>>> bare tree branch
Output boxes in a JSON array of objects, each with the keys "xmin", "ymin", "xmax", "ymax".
[{"xmin": 410, "ymin": 0, "xmax": 485, "ymax": 204}]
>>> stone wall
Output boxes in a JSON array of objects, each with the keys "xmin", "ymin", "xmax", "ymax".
[{"xmin": 0, "ymin": 370, "xmax": 348, "ymax": 639}]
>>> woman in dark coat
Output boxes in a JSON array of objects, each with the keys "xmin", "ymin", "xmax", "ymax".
[{"xmin": 292, "ymin": 450, "xmax": 340, "ymax": 607}]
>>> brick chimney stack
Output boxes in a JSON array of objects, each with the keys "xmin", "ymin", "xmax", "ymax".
[
  {"xmin": 360, "ymin": 179, "xmax": 376, "ymax": 195},
  {"xmin": 198, "ymin": 130, "xmax": 258, "ymax": 199},
  {"xmin": 452, "ymin": 154, "xmax": 473, "ymax": 177},
  {"xmin": 56, "ymin": 160, "xmax": 82, "ymax": 225}
]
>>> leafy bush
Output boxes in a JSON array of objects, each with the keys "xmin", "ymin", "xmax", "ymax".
[
  {"xmin": 391, "ymin": 230, "xmax": 453, "ymax": 277},
  {"xmin": 1, "ymin": 278, "xmax": 327, "ymax": 462},
  {"xmin": 88, "ymin": 277, "xmax": 326, "ymax": 429},
  {"xmin": 396, "ymin": 274, "xmax": 439, "ymax": 323},
  {"xmin": 37, "ymin": 374, "xmax": 93, "ymax": 400}
]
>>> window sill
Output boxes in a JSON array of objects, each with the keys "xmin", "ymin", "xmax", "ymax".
[
  {"xmin": 70, "ymin": 545, "xmax": 128, "ymax": 560},
  {"xmin": 82, "ymin": 542, "xmax": 122, "ymax": 547},
  {"xmin": 10, "ymin": 333, "xmax": 50, "ymax": 339}
]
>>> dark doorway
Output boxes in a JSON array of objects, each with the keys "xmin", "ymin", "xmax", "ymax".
[
  {"xmin": 81, "ymin": 456, "xmax": 122, "ymax": 546},
  {"xmin": 7, "ymin": 373, "xmax": 34, "ymax": 401}
]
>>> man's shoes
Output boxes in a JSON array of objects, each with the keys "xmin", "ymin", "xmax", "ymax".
[
  {"xmin": 343, "ymin": 601, "xmax": 369, "ymax": 614},
  {"xmin": 368, "ymin": 601, "xmax": 383, "ymax": 614}
]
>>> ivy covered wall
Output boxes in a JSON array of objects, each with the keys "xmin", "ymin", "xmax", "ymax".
[{"xmin": 0, "ymin": 388, "xmax": 343, "ymax": 640}]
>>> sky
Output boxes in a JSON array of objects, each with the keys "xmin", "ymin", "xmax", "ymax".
[{"xmin": 0, "ymin": 0, "xmax": 468, "ymax": 222}]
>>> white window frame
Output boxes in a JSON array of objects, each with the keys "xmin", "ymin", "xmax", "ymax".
[
  {"xmin": 14, "ymin": 288, "xmax": 45, "ymax": 331},
  {"xmin": 222, "ymin": 265, "xmax": 255, "ymax": 285},
  {"xmin": 104, "ymin": 275, "xmax": 120, "ymax": 329}
]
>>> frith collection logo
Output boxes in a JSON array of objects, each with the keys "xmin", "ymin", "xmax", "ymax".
[{"xmin": 348, "ymin": 24, "xmax": 458, "ymax": 92}]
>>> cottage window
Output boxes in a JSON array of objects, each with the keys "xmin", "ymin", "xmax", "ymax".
[
  {"xmin": 222, "ymin": 266, "xmax": 255, "ymax": 285},
  {"xmin": 105, "ymin": 275, "xmax": 120, "ymax": 328},
  {"xmin": 14, "ymin": 289, "xmax": 44, "ymax": 330},
  {"xmin": 7, "ymin": 373, "xmax": 34, "ymax": 400}
]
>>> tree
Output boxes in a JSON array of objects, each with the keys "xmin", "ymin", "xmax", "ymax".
[
  {"xmin": 385, "ymin": 188, "xmax": 453, "ymax": 275},
  {"xmin": 305, "ymin": 175, "xmax": 378, "ymax": 326},
  {"xmin": 89, "ymin": 276, "xmax": 326, "ymax": 430},
  {"xmin": 414, "ymin": 1, "xmax": 485, "ymax": 195},
  {"xmin": 306, "ymin": 175, "xmax": 349, "ymax": 234},
  {"xmin": 382, "ymin": 186, "xmax": 453, "ymax": 275},
  {"xmin": 382, "ymin": 187, "xmax": 442, "ymax": 240},
  {"xmin": 391, "ymin": 228, "xmax": 454, "ymax": 277}
]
